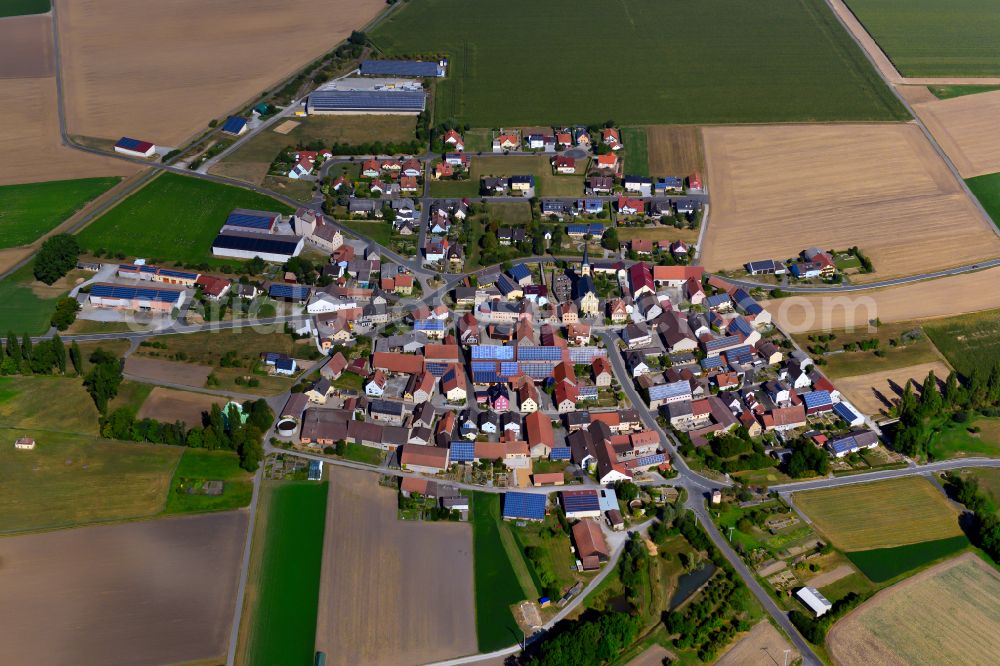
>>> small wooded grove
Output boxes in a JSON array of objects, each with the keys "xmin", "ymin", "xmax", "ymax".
[{"xmin": 941, "ymin": 472, "xmax": 1000, "ymax": 563}]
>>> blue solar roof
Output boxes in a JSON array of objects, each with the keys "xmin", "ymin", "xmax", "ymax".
[
  {"xmin": 269, "ymin": 284, "xmax": 311, "ymax": 300},
  {"xmin": 500, "ymin": 361, "xmax": 520, "ymax": 377},
  {"xmin": 568, "ymin": 347, "xmax": 604, "ymax": 363},
  {"xmin": 158, "ymin": 268, "xmax": 199, "ymax": 280},
  {"xmin": 414, "ymin": 319, "xmax": 446, "ymax": 330},
  {"xmin": 649, "ymin": 381, "xmax": 691, "ymax": 401},
  {"xmin": 90, "ymin": 283, "xmax": 182, "ymax": 303},
  {"xmin": 472, "ymin": 360, "xmax": 499, "ymax": 373},
  {"xmin": 520, "ymin": 363, "xmax": 556, "ymax": 379},
  {"xmin": 309, "ymin": 90, "xmax": 426, "ymax": 112},
  {"xmin": 705, "ymin": 336, "xmax": 742, "ymax": 352},
  {"xmin": 213, "ymin": 233, "xmax": 300, "ymax": 256},
  {"xmin": 728, "ymin": 317, "xmax": 755, "ymax": 337},
  {"xmin": 425, "ymin": 362, "xmax": 448, "ymax": 377},
  {"xmin": 361, "ymin": 60, "xmax": 443, "ymax": 77},
  {"xmin": 700, "ymin": 356, "xmax": 724, "ymax": 370},
  {"xmin": 579, "ymin": 387, "xmax": 599, "ymax": 400},
  {"xmin": 517, "ymin": 346, "xmax": 562, "ymax": 361},
  {"xmin": 834, "ymin": 402, "xmax": 861, "ymax": 423},
  {"xmin": 503, "ymin": 492, "xmax": 546, "ymax": 521},
  {"xmin": 509, "ymin": 263, "xmax": 531, "ymax": 282},
  {"xmin": 829, "ymin": 436, "xmax": 859, "ymax": 455},
  {"xmin": 472, "ymin": 345, "xmax": 515, "ymax": 360},
  {"xmin": 634, "ymin": 453, "xmax": 666, "ymax": 467},
  {"xmin": 115, "ymin": 137, "xmax": 152, "ymax": 151},
  {"xmin": 224, "ymin": 210, "xmax": 276, "ymax": 230},
  {"xmin": 472, "ymin": 371, "xmax": 502, "ymax": 384},
  {"xmin": 549, "ymin": 447, "xmax": 571, "ymax": 460},
  {"xmin": 705, "ymin": 293, "xmax": 731, "ymax": 308},
  {"xmin": 221, "ymin": 116, "xmax": 247, "ymax": 134},
  {"xmin": 802, "ymin": 390, "xmax": 833, "ymax": 409},
  {"xmin": 562, "ymin": 491, "xmax": 600, "ymax": 513},
  {"xmin": 449, "ymin": 441, "xmax": 475, "ymax": 462}
]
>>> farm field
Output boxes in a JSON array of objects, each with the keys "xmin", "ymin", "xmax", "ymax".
[
  {"xmin": 137, "ymin": 386, "xmax": 227, "ymax": 426},
  {"xmin": 911, "ymin": 91, "xmax": 1000, "ymax": 177},
  {"xmin": 827, "ymin": 553, "xmax": 1000, "ymax": 664},
  {"xmin": 924, "ymin": 306, "xmax": 1000, "ymax": 376},
  {"xmin": 0, "ymin": 263, "xmax": 100, "ymax": 334},
  {"xmin": 843, "ymin": 0, "xmax": 1000, "ymax": 77},
  {"xmin": 429, "ymin": 155, "xmax": 584, "ymax": 198},
  {"xmin": 76, "ymin": 173, "xmax": 293, "ymax": 265},
  {"xmin": 0, "ymin": 76, "xmax": 136, "ymax": 186},
  {"xmin": 644, "ymin": 125, "xmax": 704, "ymax": 177},
  {"xmin": 615, "ymin": 225, "xmax": 700, "ymax": 245},
  {"xmin": 215, "ymin": 115, "xmax": 417, "ymax": 185},
  {"xmin": 164, "ymin": 448, "xmax": 253, "ymax": 514},
  {"xmin": 314, "ymin": 467, "xmax": 476, "ymax": 665},
  {"xmin": 237, "ymin": 481, "xmax": 326, "ymax": 666},
  {"xmin": 701, "ymin": 124, "xmax": 1000, "ymax": 281},
  {"xmin": 715, "ymin": 621, "xmax": 797, "ymax": 666},
  {"xmin": 833, "ymin": 360, "xmax": 951, "ymax": 416},
  {"xmin": 0, "ymin": 177, "xmax": 120, "ymax": 248},
  {"xmin": 0, "ymin": 13, "xmax": 53, "ymax": 78},
  {"xmin": 929, "ymin": 84, "xmax": 1000, "ymax": 100},
  {"xmin": 619, "ymin": 127, "xmax": 649, "ymax": 177},
  {"xmin": 470, "ymin": 492, "xmax": 529, "ymax": 651},
  {"xmin": 793, "ymin": 477, "xmax": 963, "ymax": 551},
  {"xmin": 124, "ymin": 356, "xmax": 214, "ymax": 389},
  {"xmin": 845, "ymin": 535, "xmax": 969, "ymax": 582},
  {"xmin": 370, "ymin": 0, "xmax": 905, "ymax": 126},
  {"xmin": 57, "ymin": 0, "xmax": 386, "ymax": 147},
  {"xmin": 966, "ymin": 171, "xmax": 1000, "ymax": 231},
  {"xmin": 0, "ymin": 427, "xmax": 182, "ymax": 534},
  {"xmin": 0, "ymin": 0, "xmax": 49, "ymax": 18},
  {"xmin": 0, "ymin": 375, "xmax": 101, "ymax": 435},
  {"xmin": 0, "ymin": 511, "xmax": 246, "ymax": 665},
  {"xmin": 813, "ymin": 322, "xmax": 945, "ymax": 379},
  {"xmin": 769, "ymin": 266, "xmax": 1000, "ymax": 332}
]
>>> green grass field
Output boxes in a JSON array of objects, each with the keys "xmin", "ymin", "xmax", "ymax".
[
  {"xmin": 924, "ymin": 306, "xmax": 1000, "ymax": 376},
  {"xmin": 76, "ymin": 173, "xmax": 293, "ymax": 265},
  {"xmin": 371, "ymin": 0, "xmax": 905, "ymax": 126},
  {"xmin": 429, "ymin": 155, "xmax": 584, "ymax": 198},
  {"xmin": 929, "ymin": 85, "xmax": 1000, "ymax": 100},
  {"xmin": 164, "ymin": 448, "xmax": 254, "ymax": 513},
  {"xmin": 0, "ymin": 0, "xmax": 49, "ymax": 17},
  {"xmin": 928, "ymin": 418, "xmax": 1000, "ymax": 460},
  {"xmin": 339, "ymin": 442, "xmax": 385, "ymax": 466},
  {"xmin": 794, "ymin": 477, "xmax": 963, "ymax": 551},
  {"xmin": 620, "ymin": 128, "xmax": 649, "ymax": 177},
  {"xmin": 341, "ymin": 219, "xmax": 395, "ymax": 246},
  {"xmin": 966, "ymin": 172, "xmax": 1000, "ymax": 233},
  {"xmin": 240, "ymin": 481, "xmax": 328, "ymax": 666},
  {"xmin": 0, "ymin": 263, "xmax": 70, "ymax": 335},
  {"xmin": 471, "ymin": 492, "xmax": 529, "ymax": 652},
  {"xmin": 845, "ymin": 0, "xmax": 1000, "ymax": 77},
  {"xmin": 846, "ymin": 535, "xmax": 969, "ymax": 582},
  {"xmin": 0, "ymin": 177, "xmax": 120, "ymax": 248},
  {"xmin": 0, "ymin": 428, "xmax": 183, "ymax": 534},
  {"xmin": 0, "ymin": 375, "xmax": 101, "ymax": 435}
]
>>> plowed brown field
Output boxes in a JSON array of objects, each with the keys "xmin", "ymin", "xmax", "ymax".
[
  {"xmin": 701, "ymin": 124, "xmax": 1000, "ymax": 281},
  {"xmin": 913, "ymin": 90, "xmax": 1000, "ymax": 178},
  {"xmin": 834, "ymin": 361, "xmax": 951, "ymax": 416},
  {"xmin": 57, "ymin": 0, "xmax": 386, "ymax": 147}
]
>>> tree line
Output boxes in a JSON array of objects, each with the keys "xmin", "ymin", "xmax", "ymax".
[{"xmin": 941, "ymin": 472, "xmax": 1000, "ymax": 562}]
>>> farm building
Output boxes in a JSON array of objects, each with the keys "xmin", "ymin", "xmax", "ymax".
[
  {"xmin": 114, "ymin": 136, "xmax": 156, "ymax": 158},
  {"xmin": 269, "ymin": 283, "xmax": 311, "ymax": 303},
  {"xmin": 572, "ymin": 519, "xmax": 609, "ymax": 570},
  {"xmin": 561, "ymin": 489, "xmax": 601, "ymax": 519},
  {"xmin": 307, "ymin": 90, "xmax": 426, "ymax": 115},
  {"xmin": 14, "ymin": 437, "xmax": 35, "ymax": 450},
  {"xmin": 221, "ymin": 209, "xmax": 281, "ymax": 234},
  {"xmin": 117, "ymin": 264, "xmax": 200, "ymax": 287},
  {"xmin": 221, "ymin": 116, "xmax": 248, "ymax": 136},
  {"xmin": 88, "ymin": 282, "xmax": 185, "ymax": 313},
  {"xmin": 212, "ymin": 232, "xmax": 304, "ymax": 262},
  {"xmin": 502, "ymin": 491, "xmax": 546, "ymax": 522},
  {"xmin": 796, "ymin": 586, "xmax": 833, "ymax": 617},
  {"xmin": 360, "ymin": 59, "xmax": 446, "ymax": 77},
  {"xmin": 399, "ymin": 444, "xmax": 450, "ymax": 473}
]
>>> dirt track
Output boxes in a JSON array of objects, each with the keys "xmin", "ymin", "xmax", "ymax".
[
  {"xmin": 57, "ymin": 0, "xmax": 386, "ymax": 147},
  {"xmin": 835, "ymin": 361, "xmax": 951, "ymax": 416},
  {"xmin": 912, "ymin": 91, "xmax": 1000, "ymax": 178},
  {"xmin": 701, "ymin": 124, "xmax": 1000, "ymax": 281},
  {"xmin": 315, "ymin": 467, "xmax": 476, "ymax": 665},
  {"xmin": 0, "ymin": 511, "xmax": 247, "ymax": 666}
]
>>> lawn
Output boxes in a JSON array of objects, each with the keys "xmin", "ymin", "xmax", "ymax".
[
  {"xmin": 339, "ymin": 442, "xmax": 385, "ymax": 466},
  {"xmin": 966, "ymin": 172, "xmax": 1000, "ymax": 233},
  {"xmin": 137, "ymin": 329, "xmax": 315, "ymax": 367},
  {"xmin": 845, "ymin": 535, "xmax": 969, "ymax": 583},
  {"xmin": 929, "ymin": 84, "xmax": 1000, "ymax": 100},
  {"xmin": 0, "ymin": 0, "xmax": 49, "ymax": 17},
  {"xmin": 164, "ymin": 448, "xmax": 254, "ymax": 513},
  {"xmin": 845, "ymin": 0, "xmax": 1000, "ymax": 77},
  {"xmin": 801, "ymin": 321, "xmax": 947, "ymax": 379},
  {"xmin": 961, "ymin": 467, "xmax": 1000, "ymax": 514},
  {"xmin": 0, "ymin": 428, "xmax": 183, "ymax": 534},
  {"xmin": 0, "ymin": 263, "xmax": 68, "ymax": 335},
  {"xmin": 487, "ymin": 202, "xmax": 532, "ymax": 225},
  {"xmin": 429, "ymin": 155, "xmax": 584, "ymax": 198},
  {"xmin": 0, "ymin": 177, "xmax": 120, "ymax": 248},
  {"xmin": 924, "ymin": 306, "xmax": 1000, "ymax": 376},
  {"xmin": 470, "ymin": 492, "xmax": 529, "ymax": 651},
  {"xmin": 793, "ymin": 477, "xmax": 963, "ymax": 551},
  {"xmin": 341, "ymin": 219, "xmax": 395, "ymax": 246},
  {"xmin": 76, "ymin": 173, "xmax": 293, "ymax": 265},
  {"xmin": 620, "ymin": 127, "xmax": 649, "ymax": 177},
  {"xmin": 370, "ymin": 0, "xmax": 906, "ymax": 126},
  {"xmin": 928, "ymin": 417, "xmax": 1000, "ymax": 460},
  {"xmin": 239, "ymin": 481, "xmax": 328, "ymax": 666}
]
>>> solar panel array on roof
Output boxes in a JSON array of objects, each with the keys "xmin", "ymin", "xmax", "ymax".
[
  {"xmin": 509, "ymin": 264, "xmax": 531, "ymax": 282},
  {"xmin": 503, "ymin": 492, "xmax": 546, "ymax": 521},
  {"xmin": 472, "ymin": 361, "xmax": 498, "ymax": 372},
  {"xmin": 562, "ymin": 491, "xmax": 600, "ymax": 513},
  {"xmin": 472, "ymin": 371, "xmax": 502, "ymax": 384},
  {"xmin": 649, "ymin": 381, "xmax": 691, "ymax": 401},
  {"xmin": 633, "ymin": 453, "xmax": 666, "ymax": 467},
  {"xmin": 115, "ymin": 137, "xmax": 153, "ymax": 151},
  {"xmin": 728, "ymin": 317, "xmax": 754, "ymax": 336},
  {"xmin": 500, "ymin": 361, "xmax": 520, "ymax": 377},
  {"xmin": 700, "ymin": 356, "xmax": 723, "ymax": 370},
  {"xmin": 414, "ymin": 319, "xmax": 445, "ymax": 330},
  {"xmin": 802, "ymin": 390, "xmax": 833, "ymax": 409},
  {"xmin": 213, "ymin": 233, "xmax": 300, "ymax": 255},
  {"xmin": 224, "ymin": 210, "xmax": 276, "ymax": 230},
  {"xmin": 472, "ymin": 345, "xmax": 514, "ymax": 360},
  {"xmin": 833, "ymin": 402, "xmax": 861, "ymax": 423},
  {"xmin": 568, "ymin": 347, "xmax": 605, "ymax": 363},
  {"xmin": 449, "ymin": 441, "xmax": 475, "ymax": 462},
  {"xmin": 425, "ymin": 362, "xmax": 448, "ymax": 377},
  {"xmin": 90, "ymin": 283, "xmax": 182, "ymax": 303},
  {"xmin": 308, "ymin": 90, "xmax": 426, "ymax": 112},
  {"xmin": 549, "ymin": 447, "xmax": 571, "ymax": 460},
  {"xmin": 579, "ymin": 387, "xmax": 599, "ymax": 400},
  {"xmin": 158, "ymin": 268, "xmax": 199, "ymax": 280},
  {"xmin": 517, "ymin": 346, "xmax": 562, "ymax": 361},
  {"xmin": 520, "ymin": 362, "xmax": 556, "ymax": 379},
  {"xmin": 828, "ymin": 436, "xmax": 860, "ymax": 456},
  {"xmin": 269, "ymin": 284, "xmax": 311, "ymax": 300},
  {"xmin": 360, "ymin": 60, "xmax": 444, "ymax": 77},
  {"xmin": 705, "ymin": 293, "xmax": 731, "ymax": 308},
  {"xmin": 221, "ymin": 116, "xmax": 247, "ymax": 134}
]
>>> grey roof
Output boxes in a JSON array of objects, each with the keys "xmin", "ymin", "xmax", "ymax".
[{"xmin": 308, "ymin": 90, "xmax": 426, "ymax": 112}]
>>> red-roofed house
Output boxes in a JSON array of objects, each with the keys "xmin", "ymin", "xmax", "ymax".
[
  {"xmin": 195, "ymin": 275, "xmax": 230, "ymax": 300},
  {"xmin": 596, "ymin": 153, "xmax": 619, "ymax": 171},
  {"xmin": 552, "ymin": 155, "xmax": 576, "ymax": 174},
  {"xmin": 443, "ymin": 129, "xmax": 465, "ymax": 151},
  {"xmin": 617, "ymin": 195, "xmax": 644, "ymax": 216},
  {"xmin": 602, "ymin": 128, "xmax": 622, "ymax": 150},
  {"xmin": 525, "ymin": 411, "xmax": 554, "ymax": 457}
]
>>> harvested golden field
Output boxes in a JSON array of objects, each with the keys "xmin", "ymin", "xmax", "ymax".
[
  {"xmin": 58, "ymin": 0, "xmax": 387, "ymax": 147},
  {"xmin": 835, "ymin": 360, "xmax": 951, "ymax": 416},
  {"xmin": 701, "ymin": 124, "xmax": 1000, "ymax": 280},
  {"xmin": 136, "ymin": 387, "xmax": 226, "ymax": 426},
  {"xmin": 315, "ymin": 466, "xmax": 476, "ymax": 666},
  {"xmin": 769, "ymin": 267, "xmax": 1000, "ymax": 332},
  {"xmin": 794, "ymin": 477, "xmax": 962, "ymax": 551},
  {"xmin": 896, "ymin": 85, "xmax": 936, "ymax": 105},
  {"xmin": 0, "ymin": 77, "xmax": 137, "ymax": 186},
  {"xmin": 0, "ymin": 511, "xmax": 246, "ymax": 666},
  {"xmin": 828, "ymin": 553, "xmax": 1000, "ymax": 666},
  {"xmin": 715, "ymin": 621, "xmax": 797, "ymax": 666},
  {"xmin": 645, "ymin": 125, "xmax": 704, "ymax": 176},
  {"xmin": 913, "ymin": 91, "xmax": 1000, "ymax": 177},
  {"xmin": 0, "ymin": 14, "xmax": 53, "ymax": 78}
]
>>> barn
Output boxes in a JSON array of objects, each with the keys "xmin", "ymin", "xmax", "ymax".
[
  {"xmin": 88, "ymin": 282, "xmax": 185, "ymax": 313},
  {"xmin": 360, "ymin": 59, "xmax": 446, "ymax": 78},
  {"xmin": 114, "ymin": 137, "xmax": 156, "ymax": 158},
  {"xmin": 306, "ymin": 90, "xmax": 426, "ymax": 115},
  {"xmin": 220, "ymin": 116, "xmax": 248, "ymax": 136},
  {"xmin": 211, "ymin": 232, "xmax": 303, "ymax": 262}
]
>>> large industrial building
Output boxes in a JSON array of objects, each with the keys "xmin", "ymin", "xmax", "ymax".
[
  {"xmin": 306, "ymin": 77, "xmax": 426, "ymax": 115},
  {"xmin": 360, "ymin": 59, "xmax": 446, "ymax": 78},
  {"xmin": 212, "ymin": 231, "xmax": 304, "ymax": 262},
  {"xmin": 88, "ymin": 282, "xmax": 186, "ymax": 313}
]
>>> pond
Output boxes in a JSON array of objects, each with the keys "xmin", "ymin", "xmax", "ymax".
[{"xmin": 668, "ymin": 563, "xmax": 717, "ymax": 610}]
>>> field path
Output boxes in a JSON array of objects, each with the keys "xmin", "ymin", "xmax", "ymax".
[{"xmin": 825, "ymin": 0, "xmax": 1000, "ymax": 86}]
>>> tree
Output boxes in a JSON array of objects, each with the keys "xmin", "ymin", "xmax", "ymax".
[
  {"xmin": 33, "ymin": 234, "xmax": 80, "ymax": 285},
  {"xmin": 51, "ymin": 297, "xmax": 81, "ymax": 331},
  {"xmin": 52, "ymin": 335, "xmax": 67, "ymax": 374},
  {"xmin": 943, "ymin": 371, "xmax": 962, "ymax": 407},
  {"xmin": 919, "ymin": 370, "xmax": 941, "ymax": 415},
  {"xmin": 20, "ymin": 333, "xmax": 32, "ymax": 363},
  {"xmin": 69, "ymin": 341, "xmax": 82, "ymax": 376},
  {"xmin": 601, "ymin": 226, "xmax": 618, "ymax": 250},
  {"xmin": 6, "ymin": 332, "xmax": 20, "ymax": 364},
  {"xmin": 83, "ymin": 349, "xmax": 123, "ymax": 413}
]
